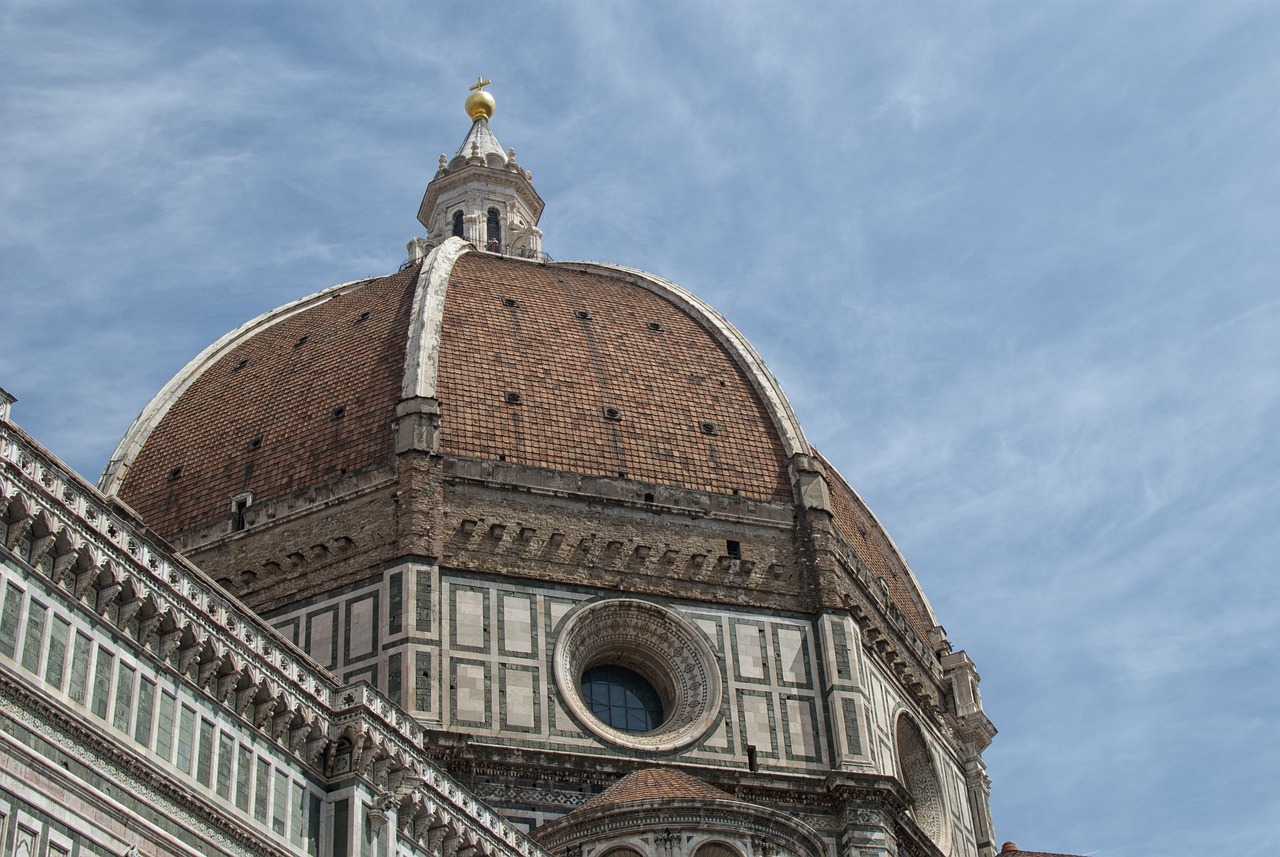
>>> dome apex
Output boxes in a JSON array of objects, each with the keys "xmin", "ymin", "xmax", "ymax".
[
  {"xmin": 465, "ymin": 75, "xmax": 495, "ymax": 121},
  {"xmin": 416, "ymin": 81, "xmax": 544, "ymax": 259}
]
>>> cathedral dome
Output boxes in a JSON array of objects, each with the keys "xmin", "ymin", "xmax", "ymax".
[
  {"xmin": 102, "ymin": 248, "xmax": 797, "ymax": 519},
  {"xmin": 100, "ymin": 238, "xmax": 940, "ymax": 636},
  {"xmin": 99, "ymin": 89, "xmax": 942, "ymax": 649},
  {"xmin": 17, "ymin": 81, "xmax": 1001, "ymax": 857}
]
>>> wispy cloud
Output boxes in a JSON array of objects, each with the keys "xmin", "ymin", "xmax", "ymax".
[{"xmin": 3, "ymin": 3, "xmax": 1278, "ymax": 855}]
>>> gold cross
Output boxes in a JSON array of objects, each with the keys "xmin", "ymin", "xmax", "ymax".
[{"xmin": 469, "ymin": 76, "xmax": 492, "ymax": 92}]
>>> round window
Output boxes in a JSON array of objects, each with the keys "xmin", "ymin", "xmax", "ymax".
[
  {"xmin": 554, "ymin": 599, "xmax": 723, "ymax": 752},
  {"xmin": 581, "ymin": 665, "xmax": 664, "ymax": 733},
  {"xmin": 895, "ymin": 714, "xmax": 949, "ymax": 850}
]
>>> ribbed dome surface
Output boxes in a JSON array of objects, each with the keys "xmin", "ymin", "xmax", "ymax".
[
  {"xmin": 117, "ymin": 264, "xmax": 421, "ymax": 534},
  {"xmin": 105, "ymin": 242, "xmax": 939, "ymax": 656},
  {"xmin": 437, "ymin": 253, "xmax": 791, "ymax": 501},
  {"xmin": 110, "ymin": 249, "xmax": 793, "ymax": 538}
]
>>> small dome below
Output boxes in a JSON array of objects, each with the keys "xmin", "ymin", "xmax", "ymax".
[
  {"xmin": 532, "ymin": 767, "xmax": 828, "ymax": 857},
  {"xmin": 575, "ymin": 768, "xmax": 735, "ymax": 811}
]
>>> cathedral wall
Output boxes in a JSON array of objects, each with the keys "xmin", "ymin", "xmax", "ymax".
[
  {"xmin": 859, "ymin": 650, "xmax": 979, "ymax": 857},
  {"xmin": 434, "ymin": 570, "xmax": 832, "ymax": 773},
  {"xmin": 268, "ymin": 557, "xmax": 429, "ymax": 712},
  {"xmin": 179, "ymin": 475, "xmax": 402, "ymax": 616},
  {"xmin": 268, "ymin": 563, "xmax": 832, "ymax": 779},
  {"xmin": 264, "ymin": 558, "xmax": 981, "ymax": 856},
  {"xmin": 1, "ymin": 553, "xmax": 326, "ymax": 856}
]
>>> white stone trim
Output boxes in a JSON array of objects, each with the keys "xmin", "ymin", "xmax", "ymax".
[
  {"xmin": 402, "ymin": 238, "xmax": 473, "ymax": 401},
  {"xmin": 98, "ymin": 277, "xmax": 379, "ymax": 494},
  {"xmin": 553, "ymin": 262, "xmax": 810, "ymax": 460},
  {"xmin": 821, "ymin": 457, "xmax": 943, "ymax": 630}
]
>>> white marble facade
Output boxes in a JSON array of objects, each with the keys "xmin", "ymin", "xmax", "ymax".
[{"xmin": 268, "ymin": 565, "xmax": 981, "ymax": 853}]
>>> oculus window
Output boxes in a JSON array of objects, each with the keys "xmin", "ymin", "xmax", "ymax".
[
  {"xmin": 553, "ymin": 598, "xmax": 722, "ymax": 752},
  {"xmin": 581, "ymin": 665, "xmax": 664, "ymax": 733}
]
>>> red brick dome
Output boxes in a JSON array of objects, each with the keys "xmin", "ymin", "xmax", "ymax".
[
  {"xmin": 100, "ymin": 239, "xmax": 939, "ymax": 641},
  {"xmin": 102, "ymin": 244, "xmax": 798, "ymax": 535}
]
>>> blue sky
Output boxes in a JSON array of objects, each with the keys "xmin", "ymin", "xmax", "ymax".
[{"xmin": 3, "ymin": 3, "xmax": 1278, "ymax": 855}]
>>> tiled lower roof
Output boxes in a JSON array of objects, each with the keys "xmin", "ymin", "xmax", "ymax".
[
  {"xmin": 999, "ymin": 844, "xmax": 1087, "ymax": 857},
  {"xmin": 574, "ymin": 768, "xmax": 735, "ymax": 813}
]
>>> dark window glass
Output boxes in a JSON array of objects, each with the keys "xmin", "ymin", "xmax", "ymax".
[
  {"xmin": 135, "ymin": 678, "xmax": 155, "ymax": 747},
  {"xmin": 487, "ymin": 208, "xmax": 501, "ymax": 248},
  {"xmin": 216, "ymin": 732, "xmax": 234, "ymax": 799},
  {"xmin": 452, "ymin": 211, "xmax": 464, "ymax": 238},
  {"xmin": 46, "ymin": 616, "xmax": 70, "ymax": 689},
  {"xmin": 580, "ymin": 665, "xmax": 663, "ymax": 733},
  {"xmin": 0, "ymin": 582, "xmax": 22, "ymax": 657},
  {"xmin": 21, "ymin": 600, "xmax": 46, "ymax": 673},
  {"xmin": 68, "ymin": 632, "xmax": 92, "ymax": 704}
]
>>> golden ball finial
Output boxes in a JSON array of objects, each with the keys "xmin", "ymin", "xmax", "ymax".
[{"xmin": 465, "ymin": 75, "xmax": 495, "ymax": 122}]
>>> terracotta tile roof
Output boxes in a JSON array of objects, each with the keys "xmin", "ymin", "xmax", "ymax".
[
  {"xmin": 436, "ymin": 254, "xmax": 792, "ymax": 502},
  {"xmin": 118, "ymin": 265, "xmax": 420, "ymax": 536},
  {"xmin": 574, "ymin": 768, "xmax": 735, "ymax": 813},
  {"xmin": 998, "ymin": 845, "xmax": 1087, "ymax": 857},
  {"xmin": 818, "ymin": 450, "xmax": 933, "ymax": 643}
]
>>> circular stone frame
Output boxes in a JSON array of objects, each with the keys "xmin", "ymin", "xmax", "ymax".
[{"xmin": 553, "ymin": 599, "xmax": 723, "ymax": 752}]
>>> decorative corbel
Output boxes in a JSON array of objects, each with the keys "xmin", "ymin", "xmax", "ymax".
[
  {"xmin": 29, "ymin": 533, "xmax": 57, "ymax": 566},
  {"xmin": 272, "ymin": 709, "xmax": 295, "ymax": 741},
  {"xmin": 96, "ymin": 581, "xmax": 124, "ymax": 614},
  {"xmin": 197, "ymin": 654, "xmax": 226, "ymax": 690},
  {"xmin": 136, "ymin": 613, "xmax": 162, "ymax": 649},
  {"xmin": 235, "ymin": 685, "xmax": 258, "ymax": 717},
  {"xmin": 156, "ymin": 628, "xmax": 183, "ymax": 661},
  {"xmin": 51, "ymin": 551, "xmax": 78, "ymax": 587},
  {"xmin": 427, "ymin": 823, "xmax": 449, "ymax": 854},
  {"xmin": 176, "ymin": 640, "xmax": 203, "ymax": 675},
  {"xmin": 116, "ymin": 597, "xmax": 144, "ymax": 628},
  {"xmin": 305, "ymin": 735, "xmax": 330, "ymax": 764},
  {"xmin": 322, "ymin": 737, "xmax": 338, "ymax": 776},
  {"xmin": 290, "ymin": 723, "xmax": 312, "ymax": 753},
  {"xmin": 5, "ymin": 514, "xmax": 32, "ymax": 549},
  {"xmin": 73, "ymin": 565, "xmax": 99, "ymax": 600},
  {"xmin": 357, "ymin": 741, "xmax": 380, "ymax": 776},
  {"xmin": 254, "ymin": 697, "xmax": 279, "ymax": 729}
]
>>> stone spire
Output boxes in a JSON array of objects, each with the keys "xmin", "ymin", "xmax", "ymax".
[{"xmin": 411, "ymin": 78, "xmax": 545, "ymax": 261}]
